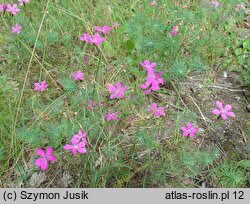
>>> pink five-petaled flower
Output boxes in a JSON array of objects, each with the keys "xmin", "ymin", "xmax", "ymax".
[
  {"xmin": 71, "ymin": 70, "xmax": 84, "ymax": 81},
  {"xmin": 72, "ymin": 130, "xmax": 87, "ymax": 144},
  {"xmin": 140, "ymin": 60, "xmax": 157, "ymax": 75},
  {"xmin": 6, "ymin": 3, "xmax": 20, "ymax": 15},
  {"xmin": 35, "ymin": 147, "xmax": 57, "ymax": 171},
  {"xmin": 170, "ymin": 25, "xmax": 179, "ymax": 37},
  {"xmin": 11, "ymin": 23, "xmax": 22, "ymax": 34},
  {"xmin": 18, "ymin": 0, "xmax": 30, "ymax": 6},
  {"xmin": 108, "ymin": 82, "xmax": 128, "ymax": 99},
  {"xmin": 180, "ymin": 123, "xmax": 199, "ymax": 138},
  {"xmin": 105, "ymin": 111, "xmax": 118, "ymax": 121},
  {"xmin": 79, "ymin": 33, "xmax": 105, "ymax": 46},
  {"xmin": 33, "ymin": 81, "xmax": 48, "ymax": 92},
  {"xmin": 211, "ymin": 1, "xmax": 220, "ymax": 7},
  {"xmin": 149, "ymin": 102, "xmax": 165, "ymax": 118},
  {"xmin": 94, "ymin": 25, "xmax": 112, "ymax": 34},
  {"xmin": 141, "ymin": 71, "xmax": 164, "ymax": 95},
  {"xmin": 64, "ymin": 138, "xmax": 87, "ymax": 155},
  {"xmin": 212, "ymin": 101, "xmax": 235, "ymax": 120}
]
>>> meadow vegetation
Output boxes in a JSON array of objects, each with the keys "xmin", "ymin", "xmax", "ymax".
[{"xmin": 0, "ymin": 0, "xmax": 249, "ymax": 187}]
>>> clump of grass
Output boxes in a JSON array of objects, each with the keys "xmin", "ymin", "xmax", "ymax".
[{"xmin": 214, "ymin": 160, "xmax": 248, "ymax": 188}]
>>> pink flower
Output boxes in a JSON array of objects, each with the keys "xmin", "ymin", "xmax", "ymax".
[
  {"xmin": 18, "ymin": 0, "xmax": 30, "ymax": 6},
  {"xmin": 92, "ymin": 33, "xmax": 105, "ymax": 45},
  {"xmin": 72, "ymin": 130, "xmax": 87, "ymax": 144},
  {"xmin": 11, "ymin": 23, "xmax": 22, "ymax": 34},
  {"xmin": 86, "ymin": 99, "xmax": 97, "ymax": 110},
  {"xmin": 35, "ymin": 147, "xmax": 57, "ymax": 171},
  {"xmin": 140, "ymin": 60, "xmax": 157, "ymax": 75},
  {"xmin": 141, "ymin": 71, "xmax": 164, "ymax": 95},
  {"xmin": 211, "ymin": 1, "xmax": 220, "ymax": 7},
  {"xmin": 64, "ymin": 138, "xmax": 87, "ymax": 155},
  {"xmin": 71, "ymin": 70, "xmax": 84, "ymax": 81},
  {"xmin": 212, "ymin": 101, "xmax": 235, "ymax": 120},
  {"xmin": 33, "ymin": 81, "xmax": 48, "ymax": 92},
  {"xmin": 108, "ymin": 82, "xmax": 128, "ymax": 99},
  {"xmin": 80, "ymin": 33, "xmax": 93, "ymax": 43},
  {"xmin": 170, "ymin": 25, "xmax": 179, "ymax": 37},
  {"xmin": 112, "ymin": 22, "xmax": 120, "ymax": 28},
  {"xmin": 149, "ymin": 102, "xmax": 165, "ymax": 117},
  {"xmin": 0, "ymin": 4, "xmax": 4, "ymax": 12},
  {"xmin": 94, "ymin": 25, "xmax": 112, "ymax": 34},
  {"xmin": 180, "ymin": 123, "xmax": 199, "ymax": 138},
  {"xmin": 3, "ymin": 4, "xmax": 11, "ymax": 10},
  {"xmin": 105, "ymin": 111, "xmax": 118, "ymax": 121},
  {"xmin": 6, "ymin": 3, "xmax": 20, "ymax": 15},
  {"xmin": 80, "ymin": 33, "xmax": 105, "ymax": 46}
]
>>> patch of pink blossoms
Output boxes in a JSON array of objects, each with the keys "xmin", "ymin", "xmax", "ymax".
[
  {"xmin": 140, "ymin": 60, "xmax": 164, "ymax": 95},
  {"xmin": 212, "ymin": 101, "xmax": 235, "ymax": 120},
  {"xmin": 94, "ymin": 25, "xmax": 112, "ymax": 34},
  {"xmin": 105, "ymin": 111, "xmax": 119, "ymax": 121},
  {"xmin": 140, "ymin": 60, "xmax": 156, "ymax": 75},
  {"xmin": 108, "ymin": 82, "xmax": 128, "ymax": 99},
  {"xmin": 18, "ymin": 0, "xmax": 30, "ymax": 6},
  {"xmin": 71, "ymin": 70, "xmax": 84, "ymax": 81},
  {"xmin": 11, "ymin": 23, "xmax": 22, "ymax": 34},
  {"xmin": 80, "ymin": 33, "xmax": 105, "ymax": 46},
  {"xmin": 33, "ymin": 81, "xmax": 48, "ymax": 92},
  {"xmin": 170, "ymin": 25, "xmax": 179, "ymax": 37},
  {"xmin": 35, "ymin": 147, "xmax": 57, "ymax": 171},
  {"xmin": 64, "ymin": 130, "xmax": 87, "ymax": 155},
  {"xmin": 149, "ymin": 102, "xmax": 165, "ymax": 118},
  {"xmin": 180, "ymin": 123, "xmax": 199, "ymax": 138},
  {"xmin": 6, "ymin": 3, "xmax": 20, "ymax": 15}
]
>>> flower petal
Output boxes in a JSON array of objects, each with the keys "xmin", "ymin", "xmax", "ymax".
[
  {"xmin": 221, "ymin": 113, "xmax": 228, "ymax": 120},
  {"xmin": 64, "ymin": 144, "xmax": 72, "ymax": 150},
  {"xmin": 110, "ymin": 93, "xmax": 117, "ymax": 99},
  {"xmin": 226, "ymin": 111, "xmax": 235, "ymax": 118},
  {"xmin": 150, "ymin": 62, "xmax": 157, "ymax": 68},
  {"xmin": 116, "ymin": 82, "xmax": 122, "ymax": 88},
  {"xmin": 224, "ymin": 105, "xmax": 232, "ymax": 111},
  {"xmin": 192, "ymin": 128, "xmax": 199, "ymax": 134},
  {"xmin": 108, "ymin": 85, "xmax": 116, "ymax": 92},
  {"xmin": 187, "ymin": 123, "xmax": 193, "ymax": 129},
  {"xmin": 71, "ymin": 149, "xmax": 77, "ymax": 155},
  {"xmin": 180, "ymin": 127, "xmax": 187, "ymax": 132},
  {"xmin": 71, "ymin": 137, "xmax": 80, "ymax": 144},
  {"xmin": 183, "ymin": 132, "xmax": 189, "ymax": 137},
  {"xmin": 47, "ymin": 155, "xmax": 56, "ymax": 163},
  {"xmin": 36, "ymin": 148, "xmax": 45, "ymax": 157},
  {"xmin": 117, "ymin": 92, "xmax": 124, "ymax": 98},
  {"xmin": 145, "ymin": 89, "xmax": 151, "ymax": 95},
  {"xmin": 189, "ymin": 133, "xmax": 195, "ymax": 138},
  {"xmin": 212, "ymin": 109, "xmax": 221, "ymax": 115},
  {"xmin": 78, "ymin": 147, "xmax": 86, "ymax": 154},
  {"xmin": 46, "ymin": 147, "xmax": 53, "ymax": 156},
  {"xmin": 35, "ymin": 158, "xmax": 48, "ymax": 171},
  {"xmin": 216, "ymin": 101, "xmax": 223, "ymax": 109}
]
